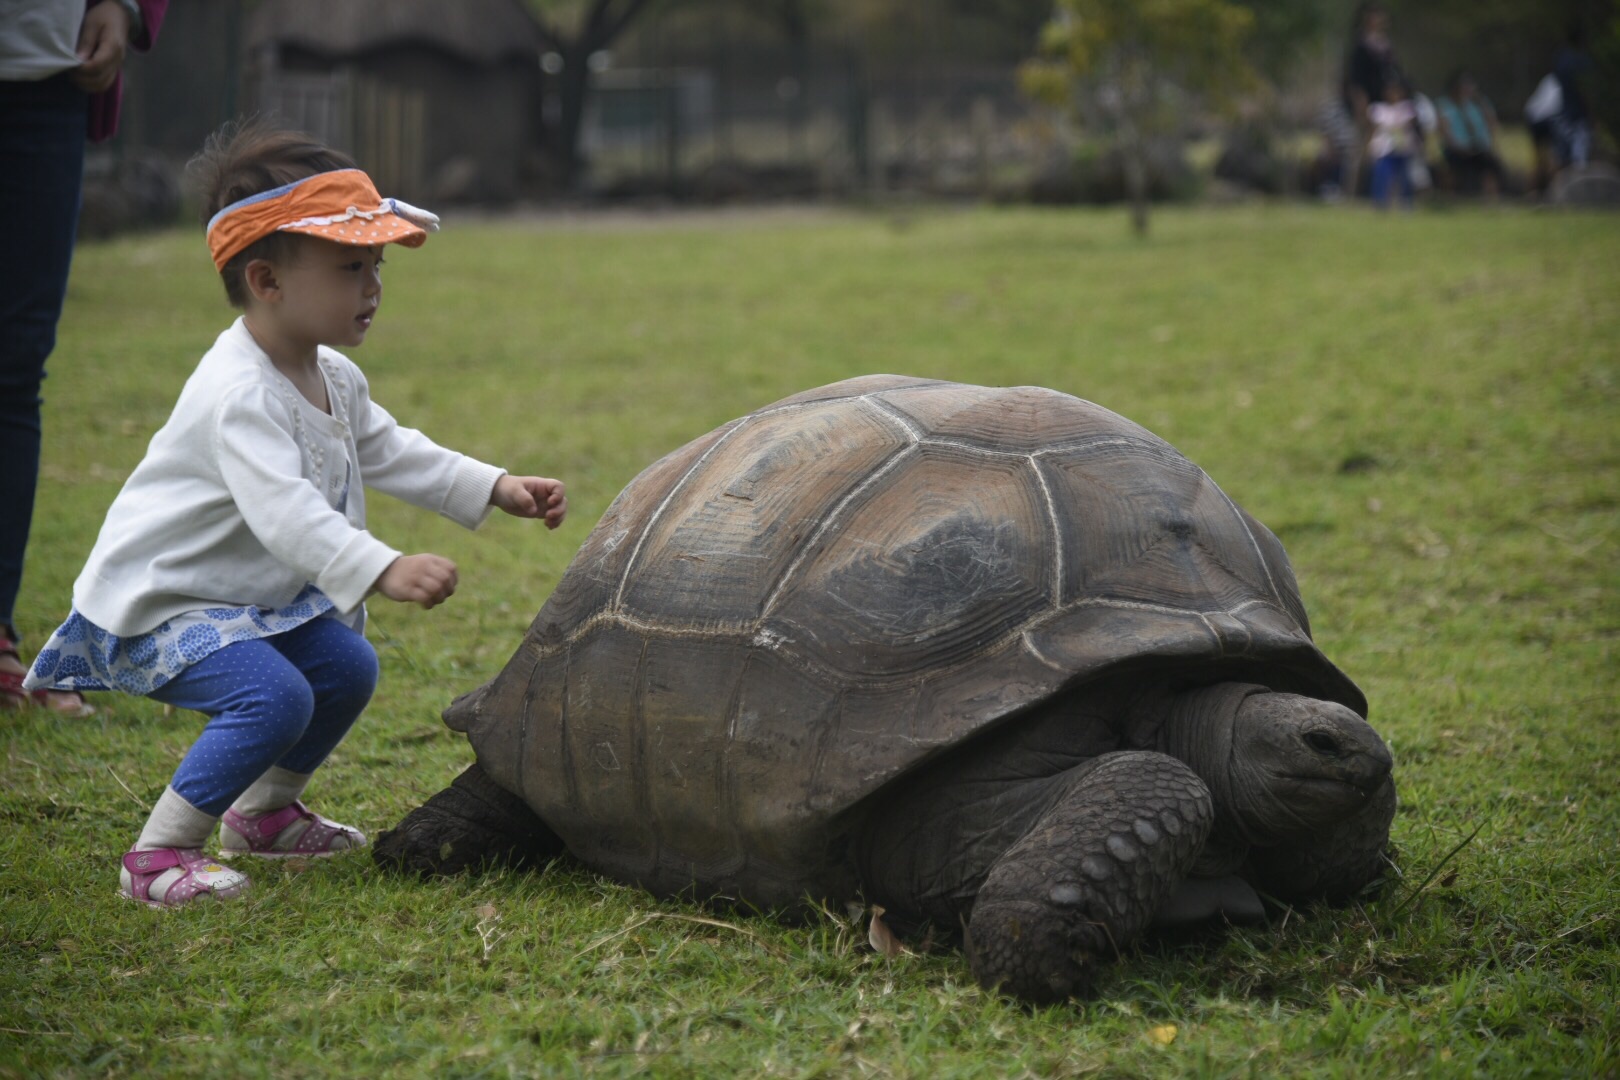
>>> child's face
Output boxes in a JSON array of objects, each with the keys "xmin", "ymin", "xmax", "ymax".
[{"xmin": 257, "ymin": 237, "xmax": 385, "ymax": 350}]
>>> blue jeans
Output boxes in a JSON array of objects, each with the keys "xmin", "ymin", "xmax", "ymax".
[
  {"xmin": 147, "ymin": 618, "xmax": 380, "ymax": 816},
  {"xmin": 1370, "ymin": 152, "xmax": 1413, "ymax": 206},
  {"xmin": 0, "ymin": 75, "xmax": 88, "ymax": 638}
]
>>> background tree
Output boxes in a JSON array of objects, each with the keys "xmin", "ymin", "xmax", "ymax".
[
  {"xmin": 528, "ymin": 0, "xmax": 841, "ymax": 187},
  {"xmin": 822, "ymin": 0, "xmax": 1050, "ymax": 62},
  {"xmin": 527, "ymin": 0, "xmax": 665, "ymax": 187},
  {"xmin": 1238, "ymin": 0, "xmax": 1330, "ymax": 85},
  {"xmin": 1020, "ymin": 0, "xmax": 1256, "ymax": 236}
]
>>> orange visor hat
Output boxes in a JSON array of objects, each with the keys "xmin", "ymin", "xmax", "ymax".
[{"xmin": 205, "ymin": 168, "xmax": 439, "ymax": 271}]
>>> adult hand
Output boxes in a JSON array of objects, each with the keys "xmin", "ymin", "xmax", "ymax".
[
  {"xmin": 375, "ymin": 554, "xmax": 459, "ymax": 609},
  {"xmin": 491, "ymin": 475, "xmax": 568, "ymax": 530},
  {"xmin": 73, "ymin": 2, "xmax": 133, "ymax": 94}
]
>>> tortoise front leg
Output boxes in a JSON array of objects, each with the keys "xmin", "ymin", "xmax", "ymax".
[
  {"xmin": 968, "ymin": 751, "xmax": 1212, "ymax": 1003},
  {"xmin": 373, "ymin": 763, "xmax": 566, "ymax": 876}
]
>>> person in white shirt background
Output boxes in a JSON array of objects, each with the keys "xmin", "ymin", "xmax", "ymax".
[
  {"xmin": 1366, "ymin": 79, "xmax": 1420, "ymax": 209},
  {"xmin": 24, "ymin": 120, "xmax": 568, "ymax": 908}
]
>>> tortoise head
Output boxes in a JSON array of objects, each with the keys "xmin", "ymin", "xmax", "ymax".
[{"xmin": 1225, "ymin": 692, "xmax": 1393, "ymax": 845}]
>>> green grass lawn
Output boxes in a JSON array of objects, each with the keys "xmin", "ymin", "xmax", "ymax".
[{"xmin": 3, "ymin": 204, "xmax": 1617, "ymax": 1078}]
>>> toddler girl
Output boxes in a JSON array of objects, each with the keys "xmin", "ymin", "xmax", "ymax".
[
  {"xmin": 23, "ymin": 122, "xmax": 566, "ymax": 907},
  {"xmin": 1367, "ymin": 80, "xmax": 1420, "ymax": 209}
]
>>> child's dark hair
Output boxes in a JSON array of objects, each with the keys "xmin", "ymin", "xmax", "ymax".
[{"xmin": 189, "ymin": 119, "xmax": 356, "ymax": 308}]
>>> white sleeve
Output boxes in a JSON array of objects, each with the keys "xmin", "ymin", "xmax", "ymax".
[
  {"xmin": 348, "ymin": 365, "xmax": 504, "ymax": 530},
  {"xmin": 214, "ymin": 385, "xmax": 400, "ymax": 614}
]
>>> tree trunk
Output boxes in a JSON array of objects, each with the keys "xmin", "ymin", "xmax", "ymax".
[
  {"xmin": 1116, "ymin": 53, "xmax": 1150, "ymax": 238},
  {"xmin": 535, "ymin": 0, "xmax": 657, "ymax": 191},
  {"xmin": 1116, "ymin": 106, "xmax": 1149, "ymax": 236},
  {"xmin": 553, "ymin": 47, "xmax": 592, "ymax": 189},
  {"xmin": 1123, "ymin": 141, "xmax": 1149, "ymax": 237}
]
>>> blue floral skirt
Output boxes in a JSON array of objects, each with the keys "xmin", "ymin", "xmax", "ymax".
[{"xmin": 23, "ymin": 584, "xmax": 354, "ymax": 697}]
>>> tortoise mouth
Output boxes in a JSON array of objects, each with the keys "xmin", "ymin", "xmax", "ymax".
[{"xmin": 1281, "ymin": 774, "xmax": 1385, "ymax": 801}]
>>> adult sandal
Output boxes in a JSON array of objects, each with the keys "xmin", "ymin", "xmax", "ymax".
[
  {"xmin": 1, "ymin": 635, "xmax": 94, "ymax": 718},
  {"xmin": 219, "ymin": 801, "xmax": 367, "ymax": 858},
  {"xmin": 121, "ymin": 847, "xmax": 251, "ymax": 908}
]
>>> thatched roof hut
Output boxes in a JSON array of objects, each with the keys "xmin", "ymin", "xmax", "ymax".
[
  {"xmin": 247, "ymin": 0, "xmax": 544, "ymax": 202},
  {"xmin": 247, "ymin": 0, "xmax": 543, "ymax": 68}
]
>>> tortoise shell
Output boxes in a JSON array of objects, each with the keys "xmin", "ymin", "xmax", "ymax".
[{"xmin": 448, "ymin": 376, "xmax": 1364, "ymax": 905}]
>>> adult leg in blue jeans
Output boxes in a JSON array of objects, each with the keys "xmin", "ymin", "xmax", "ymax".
[{"xmin": 0, "ymin": 75, "xmax": 91, "ymax": 714}]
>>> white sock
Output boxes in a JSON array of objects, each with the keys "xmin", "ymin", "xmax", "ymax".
[
  {"xmin": 230, "ymin": 766, "xmax": 311, "ymax": 816},
  {"xmin": 124, "ymin": 787, "xmax": 244, "ymax": 902},
  {"xmin": 135, "ymin": 786, "xmax": 217, "ymax": 850}
]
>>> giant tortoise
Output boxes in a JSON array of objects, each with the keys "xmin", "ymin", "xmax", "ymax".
[{"xmin": 376, "ymin": 375, "xmax": 1396, "ymax": 1003}]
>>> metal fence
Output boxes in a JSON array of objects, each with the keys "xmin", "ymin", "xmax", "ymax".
[
  {"xmin": 578, "ymin": 41, "xmax": 1045, "ymax": 198},
  {"xmin": 107, "ymin": 3, "xmax": 1053, "ymax": 203}
]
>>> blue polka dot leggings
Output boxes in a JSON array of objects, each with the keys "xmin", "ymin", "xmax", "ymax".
[{"xmin": 147, "ymin": 617, "xmax": 379, "ymax": 817}]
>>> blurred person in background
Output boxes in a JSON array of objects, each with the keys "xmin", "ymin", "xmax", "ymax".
[
  {"xmin": 1550, "ymin": 23, "xmax": 1593, "ymax": 170},
  {"xmin": 0, "ymin": 0, "xmax": 166, "ymax": 715},
  {"xmin": 1524, "ymin": 67, "xmax": 1563, "ymax": 196},
  {"xmin": 1367, "ymin": 79, "xmax": 1419, "ymax": 209},
  {"xmin": 1526, "ymin": 23, "xmax": 1596, "ymax": 197},
  {"xmin": 1436, "ymin": 70, "xmax": 1504, "ymax": 199},
  {"xmin": 1341, "ymin": 2, "xmax": 1407, "ymax": 198}
]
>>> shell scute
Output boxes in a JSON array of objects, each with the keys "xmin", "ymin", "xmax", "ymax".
[
  {"xmin": 880, "ymin": 383, "xmax": 1154, "ymax": 454},
  {"xmin": 620, "ymin": 397, "xmax": 910, "ymax": 628},
  {"xmin": 537, "ymin": 418, "xmax": 743, "ymax": 636},
  {"xmin": 764, "ymin": 444, "xmax": 1053, "ymax": 680},
  {"xmin": 550, "ymin": 622, "xmax": 657, "ymax": 874},
  {"xmin": 765, "ymin": 373, "xmax": 947, "ymax": 409}
]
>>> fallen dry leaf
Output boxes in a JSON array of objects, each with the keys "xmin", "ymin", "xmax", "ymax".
[
  {"xmin": 1147, "ymin": 1024, "xmax": 1178, "ymax": 1046},
  {"xmin": 868, "ymin": 905, "xmax": 903, "ymax": 958}
]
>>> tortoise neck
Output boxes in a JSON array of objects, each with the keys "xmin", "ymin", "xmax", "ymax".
[{"xmin": 1143, "ymin": 682, "xmax": 1269, "ymax": 842}]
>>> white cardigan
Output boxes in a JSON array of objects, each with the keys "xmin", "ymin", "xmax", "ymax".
[{"xmin": 74, "ymin": 318, "xmax": 505, "ymax": 637}]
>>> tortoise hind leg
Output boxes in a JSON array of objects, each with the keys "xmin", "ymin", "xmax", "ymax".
[
  {"xmin": 968, "ymin": 751, "xmax": 1212, "ymax": 1003},
  {"xmin": 373, "ymin": 763, "xmax": 566, "ymax": 876}
]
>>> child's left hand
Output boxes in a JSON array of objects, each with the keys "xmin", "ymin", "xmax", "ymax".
[{"xmin": 492, "ymin": 475, "xmax": 568, "ymax": 529}]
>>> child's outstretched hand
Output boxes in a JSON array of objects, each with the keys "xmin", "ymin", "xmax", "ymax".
[
  {"xmin": 492, "ymin": 475, "xmax": 568, "ymax": 530},
  {"xmin": 376, "ymin": 554, "xmax": 458, "ymax": 609}
]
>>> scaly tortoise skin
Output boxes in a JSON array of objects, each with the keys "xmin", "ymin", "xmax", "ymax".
[{"xmin": 378, "ymin": 376, "xmax": 1395, "ymax": 1003}]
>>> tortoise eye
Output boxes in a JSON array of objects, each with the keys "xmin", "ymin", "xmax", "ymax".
[{"xmin": 1303, "ymin": 731, "xmax": 1340, "ymax": 756}]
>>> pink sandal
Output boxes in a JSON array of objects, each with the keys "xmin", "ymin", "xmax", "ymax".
[
  {"xmin": 219, "ymin": 801, "xmax": 367, "ymax": 858},
  {"xmin": 1, "ymin": 636, "xmax": 94, "ymax": 718},
  {"xmin": 121, "ymin": 848, "xmax": 250, "ymax": 908}
]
